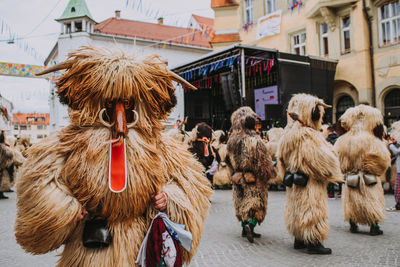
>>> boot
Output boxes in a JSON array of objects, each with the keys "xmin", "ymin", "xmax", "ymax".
[
  {"xmin": 306, "ymin": 242, "xmax": 332, "ymax": 255},
  {"xmin": 243, "ymin": 224, "xmax": 254, "ymax": 243},
  {"xmin": 349, "ymin": 220, "xmax": 358, "ymax": 233},
  {"xmin": 294, "ymin": 239, "xmax": 307, "ymax": 249},
  {"xmin": 241, "ymin": 227, "xmax": 246, "ymax": 237},
  {"xmin": 249, "ymin": 223, "xmax": 261, "ymax": 238},
  {"xmin": 369, "ymin": 224, "xmax": 383, "ymax": 236},
  {"xmin": 0, "ymin": 192, "xmax": 9, "ymax": 199}
]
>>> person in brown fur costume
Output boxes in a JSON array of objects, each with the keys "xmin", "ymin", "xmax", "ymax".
[
  {"xmin": 188, "ymin": 122, "xmax": 214, "ymax": 183},
  {"xmin": 213, "ymin": 143, "xmax": 233, "ymax": 189},
  {"xmin": 227, "ymin": 106, "xmax": 275, "ymax": 243},
  {"xmin": 14, "ymin": 46, "xmax": 212, "ymax": 267},
  {"xmin": 276, "ymin": 94, "xmax": 343, "ymax": 254},
  {"xmin": 334, "ymin": 105, "xmax": 390, "ymax": 234},
  {"xmin": 15, "ymin": 135, "xmax": 30, "ymax": 158},
  {"xmin": 0, "ymin": 131, "xmax": 24, "ymax": 199}
]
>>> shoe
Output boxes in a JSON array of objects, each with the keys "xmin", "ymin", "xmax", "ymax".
[
  {"xmin": 243, "ymin": 224, "xmax": 254, "ymax": 243},
  {"xmin": 350, "ymin": 221, "xmax": 358, "ymax": 233},
  {"xmin": 307, "ymin": 243, "xmax": 332, "ymax": 255},
  {"xmin": 249, "ymin": 224, "xmax": 261, "ymax": 238},
  {"xmin": 294, "ymin": 239, "xmax": 307, "ymax": 249},
  {"xmin": 0, "ymin": 193, "xmax": 9, "ymax": 199},
  {"xmin": 241, "ymin": 227, "xmax": 246, "ymax": 237},
  {"xmin": 386, "ymin": 206, "xmax": 400, "ymax": 212},
  {"xmin": 370, "ymin": 224, "xmax": 383, "ymax": 236}
]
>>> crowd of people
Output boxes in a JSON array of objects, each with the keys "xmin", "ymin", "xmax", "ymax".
[{"xmin": 170, "ymin": 93, "xmax": 399, "ymax": 255}]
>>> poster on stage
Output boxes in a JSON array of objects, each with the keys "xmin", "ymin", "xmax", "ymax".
[
  {"xmin": 256, "ymin": 10, "xmax": 282, "ymax": 40},
  {"xmin": 254, "ymin": 85, "xmax": 278, "ymax": 120}
]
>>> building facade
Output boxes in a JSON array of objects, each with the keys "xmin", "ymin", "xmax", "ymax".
[
  {"xmin": 12, "ymin": 113, "xmax": 50, "ymax": 144},
  {"xmin": 211, "ymin": 0, "xmax": 400, "ymax": 125},
  {"xmin": 46, "ymin": 0, "xmax": 213, "ymax": 132}
]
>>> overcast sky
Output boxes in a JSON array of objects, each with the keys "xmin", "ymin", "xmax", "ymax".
[{"xmin": 0, "ymin": 0, "xmax": 213, "ymax": 113}]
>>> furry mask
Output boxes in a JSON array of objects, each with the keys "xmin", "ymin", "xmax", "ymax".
[
  {"xmin": 230, "ymin": 106, "xmax": 260, "ymax": 132},
  {"xmin": 37, "ymin": 46, "xmax": 195, "ymax": 139},
  {"xmin": 339, "ymin": 104, "xmax": 384, "ymax": 138},
  {"xmin": 287, "ymin": 93, "xmax": 330, "ymax": 130}
]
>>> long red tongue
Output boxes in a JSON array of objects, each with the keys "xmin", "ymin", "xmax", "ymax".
[{"xmin": 109, "ymin": 139, "xmax": 127, "ymax": 193}]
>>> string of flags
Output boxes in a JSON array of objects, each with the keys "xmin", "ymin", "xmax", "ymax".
[
  {"xmin": 179, "ymin": 56, "xmax": 275, "ymax": 91},
  {"xmin": 0, "ymin": 17, "xmax": 44, "ymax": 62},
  {"xmin": 289, "ymin": 0, "xmax": 303, "ymax": 15}
]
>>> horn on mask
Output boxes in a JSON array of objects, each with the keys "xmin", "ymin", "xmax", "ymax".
[
  {"xmin": 168, "ymin": 71, "xmax": 197, "ymax": 91},
  {"xmin": 36, "ymin": 62, "xmax": 70, "ymax": 76}
]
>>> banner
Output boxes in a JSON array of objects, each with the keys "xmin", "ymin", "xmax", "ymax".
[
  {"xmin": 256, "ymin": 10, "xmax": 282, "ymax": 40},
  {"xmin": 254, "ymin": 85, "xmax": 278, "ymax": 120},
  {"xmin": 0, "ymin": 62, "xmax": 61, "ymax": 80}
]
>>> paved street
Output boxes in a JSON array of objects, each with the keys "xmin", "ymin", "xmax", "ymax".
[{"xmin": 1, "ymin": 190, "xmax": 399, "ymax": 267}]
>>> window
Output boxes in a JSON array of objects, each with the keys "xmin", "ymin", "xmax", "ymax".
[
  {"xmin": 378, "ymin": 2, "xmax": 400, "ymax": 46},
  {"xmin": 75, "ymin": 22, "xmax": 82, "ymax": 32},
  {"xmin": 336, "ymin": 95, "xmax": 355, "ymax": 120},
  {"xmin": 265, "ymin": 0, "xmax": 277, "ymax": 14},
  {"xmin": 37, "ymin": 134, "xmax": 43, "ymax": 139},
  {"xmin": 341, "ymin": 16, "xmax": 351, "ymax": 54},
  {"xmin": 71, "ymin": 7, "xmax": 76, "ymax": 13},
  {"xmin": 320, "ymin": 23, "xmax": 329, "ymax": 57},
  {"xmin": 14, "ymin": 124, "xmax": 18, "ymax": 130},
  {"xmin": 244, "ymin": 0, "xmax": 254, "ymax": 24},
  {"xmin": 37, "ymin": 125, "xmax": 43, "ymax": 130},
  {"xmin": 20, "ymin": 125, "xmax": 27, "ymax": 130},
  {"xmin": 291, "ymin": 32, "xmax": 306, "ymax": 55}
]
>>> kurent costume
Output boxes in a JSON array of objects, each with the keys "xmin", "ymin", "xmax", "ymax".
[
  {"xmin": 213, "ymin": 143, "xmax": 233, "ymax": 189},
  {"xmin": 227, "ymin": 106, "xmax": 275, "ymax": 243},
  {"xmin": 276, "ymin": 94, "xmax": 343, "ymax": 254},
  {"xmin": 0, "ymin": 134, "xmax": 24, "ymax": 199},
  {"xmin": 14, "ymin": 47, "xmax": 212, "ymax": 266},
  {"xmin": 334, "ymin": 105, "xmax": 390, "ymax": 234}
]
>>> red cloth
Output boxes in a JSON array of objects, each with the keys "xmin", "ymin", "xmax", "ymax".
[{"xmin": 145, "ymin": 217, "xmax": 182, "ymax": 267}]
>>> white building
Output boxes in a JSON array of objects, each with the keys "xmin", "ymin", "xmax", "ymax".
[
  {"xmin": 12, "ymin": 113, "xmax": 50, "ymax": 144},
  {"xmin": 46, "ymin": 0, "xmax": 213, "ymax": 132}
]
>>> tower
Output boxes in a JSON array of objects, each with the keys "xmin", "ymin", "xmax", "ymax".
[{"xmin": 55, "ymin": 0, "xmax": 96, "ymax": 35}]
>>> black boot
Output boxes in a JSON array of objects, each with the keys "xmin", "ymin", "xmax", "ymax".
[
  {"xmin": 369, "ymin": 224, "xmax": 383, "ymax": 236},
  {"xmin": 349, "ymin": 220, "xmax": 358, "ymax": 233},
  {"xmin": 249, "ymin": 224, "xmax": 261, "ymax": 238},
  {"xmin": 0, "ymin": 192, "xmax": 8, "ymax": 199},
  {"xmin": 306, "ymin": 242, "xmax": 332, "ymax": 255},
  {"xmin": 294, "ymin": 239, "xmax": 306, "ymax": 249},
  {"xmin": 243, "ymin": 224, "xmax": 254, "ymax": 243},
  {"xmin": 241, "ymin": 227, "xmax": 246, "ymax": 237}
]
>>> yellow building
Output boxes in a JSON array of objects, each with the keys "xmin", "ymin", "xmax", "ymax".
[{"xmin": 211, "ymin": 0, "xmax": 400, "ymax": 125}]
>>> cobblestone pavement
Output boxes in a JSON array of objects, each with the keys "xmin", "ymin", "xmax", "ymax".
[{"xmin": 1, "ymin": 190, "xmax": 399, "ymax": 267}]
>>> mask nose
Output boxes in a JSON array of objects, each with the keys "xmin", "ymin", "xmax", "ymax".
[{"xmin": 113, "ymin": 102, "xmax": 127, "ymax": 139}]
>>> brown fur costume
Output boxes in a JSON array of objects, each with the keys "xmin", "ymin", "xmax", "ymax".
[
  {"xmin": 14, "ymin": 46, "xmax": 212, "ymax": 266},
  {"xmin": 265, "ymin": 127, "xmax": 284, "ymax": 162},
  {"xmin": 276, "ymin": 94, "xmax": 343, "ymax": 245},
  {"xmin": 188, "ymin": 122, "xmax": 214, "ymax": 169},
  {"xmin": 213, "ymin": 144, "xmax": 232, "ymax": 187},
  {"xmin": 227, "ymin": 107, "xmax": 275, "ymax": 224},
  {"xmin": 334, "ymin": 105, "xmax": 390, "ymax": 226}
]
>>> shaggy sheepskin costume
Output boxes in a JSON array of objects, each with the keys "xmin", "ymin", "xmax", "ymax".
[
  {"xmin": 188, "ymin": 122, "xmax": 214, "ymax": 170},
  {"xmin": 227, "ymin": 106, "xmax": 275, "ymax": 243},
  {"xmin": 213, "ymin": 144, "xmax": 232, "ymax": 188},
  {"xmin": 14, "ymin": 46, "xmax": 212, "ymax": 267},
  {"xmin": 334, "ymin": 105, "xmax": 390, "ymax": 235},
  {"xmin": 276, "ymin": 94, "xmax": 343, "ymax": 254},
  {"xmin": 0, "ymin": 143, "xmax": 24, "ymax": 196}
]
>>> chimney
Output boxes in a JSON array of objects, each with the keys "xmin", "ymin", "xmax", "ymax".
[
  {"xmin": 157, "ymin": 17, "xmax": 164, "ymax": 25},
  {"xmin": 115, "ymin": 10, "xmax": 121, "ymax": 19}
]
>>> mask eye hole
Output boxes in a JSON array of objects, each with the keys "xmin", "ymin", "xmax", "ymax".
[
  {"xmin": 123, "ymin": 99, "xmax": 131, "ymax": 109},
  {"xmin": 106, "ymin": 100, "xmax": 113, "ymax": 108}
]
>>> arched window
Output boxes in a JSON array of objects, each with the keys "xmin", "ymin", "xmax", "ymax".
[
  {"xmin": 336, "ymin": 95, "xmax": 354, "ymax": 120},
  {"xmin": 385, "ymin": 89, "xmax": 400, "ymax": 108},
  {"xmin": 71, "ymin": 7, "xmax": 76, "ymax": 12},
  {"xmin": 384, "ymin": 88, "xmax": 400, "ymax": 127}
]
